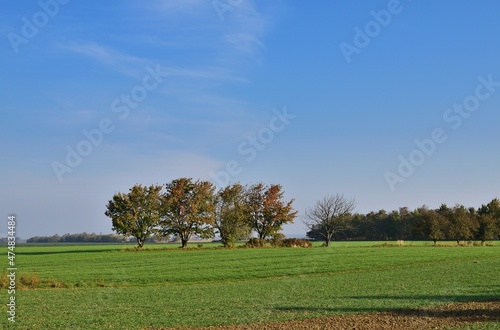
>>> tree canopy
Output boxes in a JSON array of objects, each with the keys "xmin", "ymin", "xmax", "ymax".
[
  {"xmin": 246, "ymin": 183, "xmax": 297, "ymax": 239},
  {"xmin": 158, "ymin": 178, "xmax": 216, "ymax": 248},
  {"xmin": 105, "ymin": 184, "xmax": 163, "ymax": 248},
  {"xmin": 214, "ymin": 183, "xmax": 251, "ymax": 247}
]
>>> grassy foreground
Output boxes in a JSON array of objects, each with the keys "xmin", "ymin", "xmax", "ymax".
[{"xmin": 1, "ymin": 242, "xmax": 499, "ymax": 329}]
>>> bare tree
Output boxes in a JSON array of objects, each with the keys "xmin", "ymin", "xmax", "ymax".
[{"xmin": 304, "ymin": 194, "xmax": 356, "ymax": 247}]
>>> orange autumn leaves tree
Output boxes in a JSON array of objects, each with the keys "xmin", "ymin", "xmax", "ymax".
[
  {"xmin": 246, "ymin": 183, "xmax": 298, "ymax": 240},
  {"xmin": 158, "ymin": 178, "xmax": 216, "ymax": 249}
]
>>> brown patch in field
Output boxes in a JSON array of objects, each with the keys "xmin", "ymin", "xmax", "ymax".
[{"xmin": 164, "ymin": 300, "xmax": 499, "ymax": 330}]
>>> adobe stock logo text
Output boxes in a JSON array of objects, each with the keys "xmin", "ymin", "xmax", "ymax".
[
  {"xmin": 384, "ymin": 74, "xmax": 499, "ymax": 192},
  {"xmin": 210, "ymin": 107, "xmax": 295, "ymax": 187},
  {"xmin": 51, "ymin": 65, "xmax": 169, "ymax": 182},
  {"xmin": 7, "ymin": 0, "xmax": 70, "ymax": 54}
]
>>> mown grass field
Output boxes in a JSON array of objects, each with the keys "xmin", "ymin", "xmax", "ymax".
[{"xmin": 1, "ymin": 242, "xmax": 499, "ymax": 329}]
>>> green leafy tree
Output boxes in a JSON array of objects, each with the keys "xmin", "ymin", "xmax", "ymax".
[
  {"xmin": 396, "ymin": 207, "xmax": 418, "ymax": 240},
  {"xmin": 370, "ymin": 210, "xmax": 389, "ymax": 240},
  {"xmin": 477, "ymin": 198, "xmax": 500, "ymax": 245},
  {"xmin": 446, "ymin": 204, "xmax": 479, "ymax": 245},
  {"xmin": 351, "ymin": 212, "xmax": 375, "ymax": 240},
  {"xmin": 104, "ymin": 184, "xmax": 163, "ymax": 248},
  {"xmin": 303, "ymin": 194, "xmax": 356, "ymax": 247},
  {"xmin": 214, "ymin": 183, "xmax": 251, "ymax": 248},
  {"xmin": 246, "ymin": 183, "xmax": 297, "ymax": 239},
  {"xmin": 159, "ymin": 178, "xmax": 216, "ymax": 248},
  {"xmin": 414, "ymin": 206, "xmax": 448, "ymax": 245}
]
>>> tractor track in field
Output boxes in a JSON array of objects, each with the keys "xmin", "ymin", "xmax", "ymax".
[{"xmin": 166, "ymin": 300, "xmax": 499, "ymax": 330}]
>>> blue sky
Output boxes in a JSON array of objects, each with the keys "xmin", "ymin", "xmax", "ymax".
[{"xmin": 1, "ymin": 0, "xmax": 500, "ymax": 238}]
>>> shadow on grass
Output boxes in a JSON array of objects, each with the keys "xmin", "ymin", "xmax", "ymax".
[
  {"xmin": 274, "ymin": 295, "xmax": 500, "ymax": 319},
  {"xmin": 336, "ymin": 294, "xmax": 500, "ymax": 303}
]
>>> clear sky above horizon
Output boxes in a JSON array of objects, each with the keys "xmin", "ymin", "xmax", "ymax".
[{"xmin": 1, "ymin": 0, "xmax": 500, "ymax": 238}]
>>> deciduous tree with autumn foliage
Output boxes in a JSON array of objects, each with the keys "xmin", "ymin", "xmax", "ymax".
[
  {"xmin": 158, "ymin": 178, "xmax": 216, "ymax": 248},
  {"xmin": 214, "ymin": 183, "xmax": 251, "ymax": 248},
  {"xmin": 104, "ymin": 184, "xmax": 163, "ymax": 248},
  {"xmin": 245, "ymin": 183, "xmax": 297, "ymax": 239}
]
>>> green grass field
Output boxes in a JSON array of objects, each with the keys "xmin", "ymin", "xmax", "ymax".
[{"xmin": 1, "ymin": 242, "xmax": 499, "ymax": 329}]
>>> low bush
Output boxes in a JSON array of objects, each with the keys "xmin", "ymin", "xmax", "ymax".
[
  {"xmin": 268, "ymin": 238, "xmax": 311, "ymax": 248},
  {"xmin": 245, "ymin": 238, "xmax": 267, "ymax": 248},
  {"xmin": 246, "ymin": 238, "xmax": 312, "ymax": 248},
  {"xmin": 281, "ymin": 238, "xmax": 312, "ymax": 248}
]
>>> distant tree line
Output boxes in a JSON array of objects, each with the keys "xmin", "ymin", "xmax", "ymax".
[
  {"xmin": 105, "ymin": 178, "xmax": 297, "ymax": 248},
  {"xmin": 0, "ymin": 237, "xmax": 22, "ymax": 244},
  {"xmin": 306, "ymin": 197, "xmax": 500, "ymax": 246},
  {"xmin": 27, "ymin": 233, "xmax": 126, "ymax": 243}
]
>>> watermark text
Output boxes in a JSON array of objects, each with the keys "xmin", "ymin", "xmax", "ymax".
[
  {"xmin": 210, "ymin": 107, "xmax": 295, "ymax": 187},
  {"xmin": 385, "ymin": 74, "xmax": 500, "ymax": 192},
  {"xmin": 6, "ymin": 214, "xmax": 17, "ymax": 323}
]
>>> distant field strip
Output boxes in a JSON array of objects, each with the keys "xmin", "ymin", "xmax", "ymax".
[{"xmin": 1, "ymin": 244, "xmax": 499, "ymax": 329}]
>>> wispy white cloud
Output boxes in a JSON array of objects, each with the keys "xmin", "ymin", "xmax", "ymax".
[
  {"xmin": 61, "ymin": 41, "xmax": 146, "ymax": 65},
  {"xmin": 59, "ymin": 41, "xmax": 150, "ymax": 78},
  {"xmin": 135, "ymin": 0, "xmax": 270, "ymax": 57},
  {"xmin": 60, "ymin": 40, "xmax": 247, "ymax": 82},
  {"xmin": 223, "ymin": 1, "xmax": 270, "ymax": 55},
  {"xmin": 54, "ymin": 1, "xmax": 280, "ymax": 162}
]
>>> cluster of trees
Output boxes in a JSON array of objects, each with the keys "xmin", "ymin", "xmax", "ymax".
[
  {"xmin": 306, "ymin": 195, "xmax": 500, "ymax": 246},
  {"xmin": 105, "ymin": 178, "xmax": 297, "ymax": 248},
  {"xmin": 27, "ymin": 233, "xmax": 125, "ymax": 243},
  {"xmin": 105, "ymin": 179, "xmax": 499, "ymax": 249}
]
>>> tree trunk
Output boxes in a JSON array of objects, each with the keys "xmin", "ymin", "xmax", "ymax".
[
  {"xmin": 433, "ymin": 240, "xmax": 437, "ymax": 246},
  {"xmin": 181, "ymin": 238, "xmax": 188, "ymax": 248},
  {"xmin": 325, "ymin": 238, "xmax": 331, "ymax": 247},
  {"xmin": 456, "ymin": 240, "xmax": 460, "ymax": 246},
  {"xmin": 137, "ymin": 237, "xmax": 144, "ymax": 248}
]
